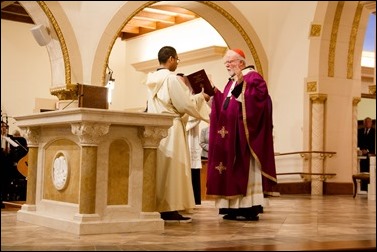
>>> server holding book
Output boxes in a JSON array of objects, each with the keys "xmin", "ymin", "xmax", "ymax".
[
  {"xmin": 145, "ymin": 46, "xmax": 211, "ymax": 222},
  {"xmin": 178, "ymin": 71, "xmax": 212, "ymax": 206}
]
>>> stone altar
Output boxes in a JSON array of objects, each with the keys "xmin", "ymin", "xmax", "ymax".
[{"xmin": 13, "ymin": 108, "xmax": 175, "ymax": 235}]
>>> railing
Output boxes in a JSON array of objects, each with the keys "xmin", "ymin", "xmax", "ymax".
[
  {"xmin": 275, "ymin": 151, "xmax": 336, "ymax": 158},
  {"xmin": 274, "ymin": 151, "xmax": 337, "ymax": 180}
]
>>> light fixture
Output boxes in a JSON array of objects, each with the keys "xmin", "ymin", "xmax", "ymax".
[{"xmin": 105, "ymin": 64, "xmax": 115, "ymax": 104}]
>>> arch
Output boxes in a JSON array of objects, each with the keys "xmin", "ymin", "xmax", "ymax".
[
  {"xmin": 19, "ymin": 1, "xmax": 270, "ymax": 98},
  {"xmin": 94, "ymin": 1, "xmax": 269, "ymax": 85},
  {"xmin": 20, "ymin": 1, "xmax": 83, "ymax": 93},
  {"xmin": 306, "ymin": 1, "xmax": 375, "ymax": 184},
  {"xmin": 308, "ymin": 1, "xmax": 372, "ymax": 85}
]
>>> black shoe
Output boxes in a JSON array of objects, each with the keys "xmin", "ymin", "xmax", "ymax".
[
  {"xmin": 223, "ymin": 214, "xmax": 259, "ymax": 221},
  {"xmin": 222, "ymin": 214, "xmax": 237, "ymax": 220},
  {"xmin": 255, "ymin": 205, "xmax": 264, "ymax": 214},
  {"xmin": 220, "ymin": 208, "xmax": 239, "ymax": 215},
  {"xmin": 161, "ymin": 211, "xmax": 192, "ymax": 223},
  {"xmin": 219, "ymin": 208, "xmax": 228, "ymax": 215},
  {"xmin": 242, "ymin": 215, "xmax": 259, "ymax": 221},
  {"xmin": 238, "ymin": 206, "xmax": 261, "ymax": 217}
]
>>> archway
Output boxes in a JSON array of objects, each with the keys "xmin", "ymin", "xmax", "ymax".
[
  {"xmin": 96, "ymin": 1, "xmax": 269, "ymax": 86},
  {"xmin": 306, "ymin": 1, "xmax": 375, "ymax": 191}
]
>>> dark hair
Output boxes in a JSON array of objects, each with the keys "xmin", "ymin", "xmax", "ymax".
[{"xmin": 158, "ymin": 46, "xmax": 177, "ymax": 64}]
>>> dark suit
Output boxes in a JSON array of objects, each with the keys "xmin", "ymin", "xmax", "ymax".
[
  {"xmin": 9, "ymin": 136, "xmax": 28, "ymax": 166},
  {"xmin": 357, "ymin": 127, "xmax": 375, "ymax": 190},
  {"xmin": 1, "ymin": 135, "xmax": 28, "ymax": 201}
]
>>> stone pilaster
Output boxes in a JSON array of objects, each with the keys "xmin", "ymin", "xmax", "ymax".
[
  {"xmin": 310, "ymin": 94, "xmax": 327, "ymax": 195},
  {"xmin": 352, "ymin": 97, "xmax": 361, "ymax": 174},
  {"xmin": 71, "ymin": 122, "xmax": 109, "ymax": 215},
  {"xmin": 138, "ymin": 126, "xmax": 168, "ymax": 213},
  {"xmin": 21, "ymin": 127, "xmax": 40, "ymax": 208}
]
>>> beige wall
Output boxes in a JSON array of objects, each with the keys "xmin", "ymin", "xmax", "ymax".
[
  {"xmin": 1, "ymin": 1, "xmax": 375, "ymax": 185},
  {"xmin": 359, "ymin": 98, "xmax": 376, "ymax": 120},
  {"xmin": 111, "ymin": 18, "xmax": 228, "ymax": 111},
  {"xmin": 1, "ymin": 19, "xmax": 56, "ymax": 133}
]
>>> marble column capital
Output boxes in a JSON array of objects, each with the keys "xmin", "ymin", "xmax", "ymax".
[
  {"xmin": 138, "ymin": 126, "xmax": 168, "ymax": 148},
  {"xmin": 71, "ymin": 122, "xmax": 110, "ymax": 145},
  {"xmin": 21, "ymin": 126, "xmax": 41, "ymax": 147},
  {"xmin": 352, "ymin": 97, "xmax": 361, "ymax": 106},
  {"xmin": 310, "ymin": 93, "xmax": 327, "ymax": 104},
  {"xmin": 369, "ymin": 85, "xmax": 376, "ymax": 95}
]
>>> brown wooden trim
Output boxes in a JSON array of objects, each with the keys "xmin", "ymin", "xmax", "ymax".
[
  {"xmin": 276, "ymin": 182, "xmax": 354, "ymax": 195},
  {"xmin": 277, "ymin": 172, "xmax": 336, "ymax": 176},
  {"xmin": 275, "ymin": 151, "xmax": 336, "ymax": 156},
  {"xmin": 361, "ymin": 93, "xmax": 376, "ymax": 99}
]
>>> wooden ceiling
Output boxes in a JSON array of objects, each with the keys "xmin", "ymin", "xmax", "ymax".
[
  {"xmin": 120, "ymin": 5, "xmax": 198, "ymax": 40},
  {"xmin": 1, "ymin": 1, "xmax": 33, "ymax": 24},
  {"xmin": 0, "ymin": 1, "xmax": 199, "ymax": 40}
]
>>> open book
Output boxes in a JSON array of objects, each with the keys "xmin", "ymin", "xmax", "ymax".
[{"xmin": 185, "ymin": 69, "xmax": 214, "ymax": 96}]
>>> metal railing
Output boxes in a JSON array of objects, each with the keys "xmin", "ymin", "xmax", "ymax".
[{"xmin": 274, "ymin": 151, "xmax": 337, "ymax": 180}]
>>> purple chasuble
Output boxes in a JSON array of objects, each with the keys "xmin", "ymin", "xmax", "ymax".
[{"xmin": 206, "ymin": 70, "xmax": 277, "ymax": 197}]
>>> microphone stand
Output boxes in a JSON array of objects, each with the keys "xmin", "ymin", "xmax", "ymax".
[
  {"xmin": 13, "ymin": 139, "xmax": 28, "ymax": 152},
  {"xmin": 62, "ymin": 98, "xmax": 77, "ymax": 110},
  {"xmin": 61, "ymin": 93, "xmax": 83, "ymax": 110}
]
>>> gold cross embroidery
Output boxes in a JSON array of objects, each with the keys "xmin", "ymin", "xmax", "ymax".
[
  {"xmin": 215, "ymin": 162, "xmax": 226, "ymax": 174},
  {"xmin": 217, "ymin": 126, "xmax": 228, "ymax": 138}
]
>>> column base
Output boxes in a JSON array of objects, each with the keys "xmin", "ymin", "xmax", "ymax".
[{"xmin": 17, "ymin": 210, "xmax": 164, "ymax": 235}]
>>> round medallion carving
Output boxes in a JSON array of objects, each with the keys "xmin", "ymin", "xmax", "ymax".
[{"xmin": 52, "ymin": 151, "xmax": 69, "ymax": 190}]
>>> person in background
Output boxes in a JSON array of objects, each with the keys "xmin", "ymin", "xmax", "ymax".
[
  {"xmin": 145, "ymin": 46, "xmax": 210, "ymax": 222},
  {"xmin": 1, "ymin": 121, "xmax": 10, "ymax": 208},
  {"xmin": 178, "ymin": 73, "xmax": 205, "ymax": 206},
  {"xmin": 206, "ymin": 48, "xmax": 277, "ymax": 221},
  {"xmin": 198, "ymin": 123, "xmax": 210, "ymax": 202},
  {"xmin": 199, "ymin": 125, "xmax": 210, "ymax": 160},
  {"xmin": 186, "ymin": 116, "xmax": 203, "ymax": 205},
  {"xmin": 357, "ymin": 117, "xmax": 376, "ymax": 191},
  {"xmin": 9, "ymin": 130, "xmax": 28, "ymax": 166},
  {"xmin": 1, "ymin": 121, "xmax": 9, "ymax": 154}
]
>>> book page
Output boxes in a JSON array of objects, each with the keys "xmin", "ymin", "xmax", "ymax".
[{"xmin": 4, "ymin": 136, "xmax": 19, "ymax": 147}]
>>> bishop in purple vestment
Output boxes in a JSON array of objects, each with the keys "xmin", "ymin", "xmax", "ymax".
[{"xmin": 206, "ymin": 49, "xmax": 277, "ymax": 221}]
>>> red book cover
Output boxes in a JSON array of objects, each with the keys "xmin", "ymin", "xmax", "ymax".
[{"xmin": 186, "ymin": 69, "xmax": 214, "ymax": 96}]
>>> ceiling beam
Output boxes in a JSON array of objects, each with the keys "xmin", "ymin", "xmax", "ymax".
[
  {"xmin": 124, "ymin": 19, "xmax": 156, "ymax": 30},
  {"xmin": 148, "ymin": 5, "xmax": 198, "ymax": 19},
  {"xmin": 135, "ymin": 10, "xmax": 175, "ymax": 24},
  {"xmin": 1, "ymin": 1, "xmax": 16, "ymax": 9},
  {"xmin": 122, "ymin": 26, "xmax": 140, "ymax": 34},
  {"xmin": 0, "ymin": 2, "xmax": 199, "ymax": 41}
]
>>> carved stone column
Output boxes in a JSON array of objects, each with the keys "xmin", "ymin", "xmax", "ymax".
[
  {"xmin": 71, "ymin": 122, "xmax": 110, "ymax": 215},
  {"xmin": 138, "ymin": 126, "xmax": 168, "ymax": 213},
  {"xmin": 368, "ymin": 156, "xmax": 376, "ymax": 201},
  {"xmin": 310, "ymin": 94, "xmax": 327, "ymax": 195},
  {"xmin": 21, "ymin": 127, "xmax": 40, "ymax": 210},
  {"xmin": 352, "ymin": 97, "xmax": 361, "ymax": 174}
]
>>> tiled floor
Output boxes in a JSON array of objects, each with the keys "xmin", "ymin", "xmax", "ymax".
[{"xmin": 1, "ymin": 195, "xmax": 376, "ymax": 251}]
